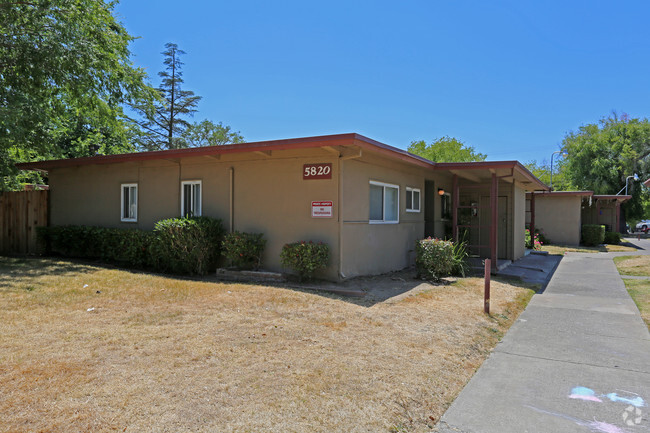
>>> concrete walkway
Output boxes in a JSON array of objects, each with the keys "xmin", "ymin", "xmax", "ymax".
[{"xmin": 437, "ymin": 241, "xmax": 650, "ymax": 433}]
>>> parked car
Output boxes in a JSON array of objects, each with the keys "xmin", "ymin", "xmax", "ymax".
[{"xmin": 634, "ymin": 220, "xmax": 650, "ymax": 233}]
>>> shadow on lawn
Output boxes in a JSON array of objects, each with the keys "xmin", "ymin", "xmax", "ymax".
[{"xmin": 0, "ymin": 255, "xmax": 100, "ymax": 287}]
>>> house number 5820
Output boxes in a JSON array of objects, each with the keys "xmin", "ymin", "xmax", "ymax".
[{"xmin": 303, "ymin": 163, "xmax": 332, "ymax": 180}]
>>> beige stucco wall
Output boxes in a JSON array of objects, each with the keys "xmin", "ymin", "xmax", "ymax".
[
  {"xmin": 49, "ymin": 149, "xmax": 341, "ymax": 279},
  {"xmin": 534, "ymin": 195, "xmax": 582, "ymax": 245},
  {"xmin": 48, "ymin": 148, "xmax": 458, "ymax": 280},
  {"xmin": 512, "ymin": 184, "xmax": 526, "ymax": 260},
  {"xmin": 339, "ymin": 153, "xmax": 452, "ymax": 277}
]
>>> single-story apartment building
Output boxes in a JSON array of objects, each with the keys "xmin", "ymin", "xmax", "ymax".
[
  {"xmin": 527, "ymin": 191, "xmax": 631, "ymax": 246},
  {"xmin": 18, "ymin": 133, "xmax": 549, "ymax": 280}
]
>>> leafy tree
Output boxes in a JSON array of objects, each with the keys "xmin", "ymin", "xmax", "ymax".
[
  {"xmin": 408, "ymin": 136, "xmax": 487, "ymax": 162},
  {"xmin": 179, "ymin": 119, "xmax": 244, "ymax": 147},
  {"xmin": 1, "ymin": 0, "xmax": 156, "ymax": 190},
  {"xmin": 132, "ymin": 43, "xmax": 202, "ymax": 150},
  {"xmin": 524, "ymin": 158, "xmax": 575, "ymax": 191},
  {"xmin": 561, "ymin": 112, "xmax": 650, "ymax": 221}
]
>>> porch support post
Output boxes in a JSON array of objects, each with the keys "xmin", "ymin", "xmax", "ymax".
[
  {"xmin": 530, "ymin": 192, "xmax": 535, "ymax": 239},
  {"xmin": 616, "ymin": 201, "xmax": 621, "ymax": 233},
  {"xmin": 596, "ymin": 199, "xmax": 600, "ymax": 226},
  {"xmin": 452, "ymin": 174, "xmax": 458, "ymax": 241},
  {"xmin": 490, "ymin": 173, "xmax": 498, "ymax": 272}
]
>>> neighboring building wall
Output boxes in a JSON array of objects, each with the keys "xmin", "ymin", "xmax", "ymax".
[
  {"xmin": 581, "ymin": 199, "xmax": 618, "ymax": 232},
  {"xmin": 534, "ymin": 195, "xmax": 582, "ymax": 245}
]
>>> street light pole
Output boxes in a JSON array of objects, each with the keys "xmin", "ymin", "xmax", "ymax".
[{"xmin": 549, "ymin": 151, "xmax": 567, "ymax": 191}]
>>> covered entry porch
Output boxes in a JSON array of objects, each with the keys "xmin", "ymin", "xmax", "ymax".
[{"xmin": 433, "ymin": 162, "xmax": 549, "ymax": 272}]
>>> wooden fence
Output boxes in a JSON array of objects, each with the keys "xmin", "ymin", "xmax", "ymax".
[{"xmin": 0, "ymin": 190, "xmax": 48, "ymax": 255}]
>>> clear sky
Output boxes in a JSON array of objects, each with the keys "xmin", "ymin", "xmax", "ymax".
[{"xmin": 114, "ymin": 0, "xmax": 650, "ymax": 163}]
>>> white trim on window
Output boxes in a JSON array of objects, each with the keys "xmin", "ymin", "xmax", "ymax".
[
  {"xmin": 405, "ymin": 187, "xmax": 421, "ymax": 213},
  {"xmin": 369, "ymin": 180, "xmax": 399, "ymax": 224},
  {"xmin": 181, "ymin": 180, "xmax": 202, "ymax": 217},
  {"xmin": 120, "ymin": 183, "xmax": 138, "ymax": 222}
]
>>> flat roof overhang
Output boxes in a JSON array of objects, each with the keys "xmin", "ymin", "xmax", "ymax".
[
  {"xmin": 592, "ymin": 195, "xmax": 632, "ymax": 203},
  {"xmin": 527, "ymin": 191, "xmax": 594, "ymax": 197},
  {"xmin": 16, "ymin": 133, "xmax": 436, "ymax": 172},
  {"xmin": 433, "ymin": 161, "xmax": 549, "ymax": 192}
]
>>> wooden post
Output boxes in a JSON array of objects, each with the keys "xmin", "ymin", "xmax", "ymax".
[
  {"xmin": 484, "ymin": 258, "xmax": 491, "ymax": 314},
  {"xmin": 616, "ymin": 201, "xmax": 621, "ymax": 233}
]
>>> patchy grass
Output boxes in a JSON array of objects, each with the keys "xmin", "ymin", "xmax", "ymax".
[
  {"xmin": 0, "ymin": 257, "xmax": 534, "ymax": 433},
  {"xmin": 614, "ymin": 255, "xmax": 650, "ymax": 276},
  {"xmin": 621, "ymin": 280, "xmax": 650, "ymax": 330},
  {"xmin": 614, "ymin": 256, "xmax": 650, "ymax": 330},
  {"xmin": 541, "ymin": 243, "xmax": 637, "ymax": 255}
]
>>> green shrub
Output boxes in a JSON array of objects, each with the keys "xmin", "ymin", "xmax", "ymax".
[
  {"xmin": 582, "ymin": 224, "xmax": 605, "ymax": 246},
  {"xmin": 149, "ymin": 216, "xmax": 225, "ymax": 275},
  {"xmin": 451, "ymin": 239, "xmax": 470, "ymax": 277},
  {"xmin": 604, "ymin": 231, "xmax": 621, "ymax": 245},
  {"xmin": 415, "ymin": 237, "xmax": 455, "ymax": 281},
  {"xmin": 280, "ymin": 241, "xmax": 329, "ymax": 281},
  {"xmin": 36, "ymin": 226, "xmax": 153, "ymax": 268},
  {"xmin": 221, "ymin": 231, "xmax": 266, "ymax": 270}
]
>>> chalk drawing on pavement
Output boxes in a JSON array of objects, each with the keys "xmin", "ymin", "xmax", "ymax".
[{"xmin": 569, "ymin": 386, "xmax": 646, "ymax": 408}]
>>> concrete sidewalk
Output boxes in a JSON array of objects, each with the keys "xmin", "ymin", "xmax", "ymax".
[{"xmin": 436, "ymin": 248, "xmax": 650, "ymax": 432}]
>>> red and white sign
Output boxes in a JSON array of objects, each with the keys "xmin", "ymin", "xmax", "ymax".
[
  {"xmin": 311, "ymin": 201, "xmax": 333, "ymax": 218},
  {"xmin": 303, "ymin": 163, "xmax": 332, "ymax": 180}
]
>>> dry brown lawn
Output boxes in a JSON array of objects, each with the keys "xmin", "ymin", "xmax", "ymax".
[
  {"xmin": 0, "ymin": 257, "xmax": 534, "ymax": 433},
  {"xmin": 614, "ymin": 255, "xmax": 650, "ymax": 276},
  {"xmin": 541, "ymin": 243, "xmax": 637, "ymax": 255}
]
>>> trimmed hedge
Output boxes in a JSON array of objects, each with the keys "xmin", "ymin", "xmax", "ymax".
[
  {"xmin": 37, "ymin": 226, "xmax": 153, "ymax": 268},
  {"xmin": 280, "ymin": 241, "xmax": 329, "ymax": 281},
  {"xmin": 415, "ymin": 237, "xmax": 455, "ymax": 281},
  {"xmin": 604, "ymin": 231, "xmax": 621, "ymax": 245},
  {"xmin": 37, "ymin": 216, "xmax": 225, "ymax": 276},
  {"xmin": 582, "ymin": 224, "xmax": 605, "ymax": 246},
  {"xmin": 149, "ymin": 217, "xmax": 225, "ymax": 275},
  {"xmin": 221, "ymin": 231, "xmax": 266, "ymax": 270}
]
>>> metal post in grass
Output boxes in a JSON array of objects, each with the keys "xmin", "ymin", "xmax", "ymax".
[{"xmin": 484, "ymin": 259, "xmax": 491, "ymax": 314}]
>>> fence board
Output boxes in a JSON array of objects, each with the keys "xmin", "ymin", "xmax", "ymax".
[{"xmin": 0, "ymin": 190, "xmax": 48, "ymax": 255}]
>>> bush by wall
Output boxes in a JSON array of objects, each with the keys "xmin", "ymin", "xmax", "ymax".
[
  {"xmin": 37, "ymin": 226, "xmax": 153, "ymax": 268},
  {"xmin": 582, "ymin": 224, "xmax": 605, "ymax": 246},
  {"xmin": 525, "ymin": 229, "xmax": 543, "ymax": 250},
  {"xmin": 280, "ymin": 241, "xmax": 329, "ymax": 281},
  {"xmin": 604, "ymin": 231, "xmax": 621, "ymax": 245},
  {"xmin": 37, "ymin": 216, "xmax": 225, "ymax": 276},
  {"xmin": 221, "ymin": 231, "xmax": 266, "ymax": 270},
  {"xmin": 149, "ymin": 217, "xmax": 225, "ymax": 275},
  {"xmin": 415, "ymin": 237, "xmax": 455, "ymax": 281}
]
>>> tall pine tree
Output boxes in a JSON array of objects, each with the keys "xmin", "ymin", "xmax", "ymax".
[{"xmin": 133, "ymin": 43, "xmax": 201, "ymax": 150}]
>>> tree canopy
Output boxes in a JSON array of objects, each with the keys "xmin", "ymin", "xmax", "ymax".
[
  {"xmin": 0, "ymin": 0, "xmax": 156, "ymax": 189},
  {"xmin": 179, "ymin": 120, "xmax": 244, "ymax": 147},
  {"xmin": 408, "ymin": 136, "xmax": 487, "ymax": 163},
  {"xmin": 560, "ymin": 113, "xmax": 650, "ymax": 221},
  {"xmin": 132, "ymin": 43, "xmax": 202, "ymax": 151}
]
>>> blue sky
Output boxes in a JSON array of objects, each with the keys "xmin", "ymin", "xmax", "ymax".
[{"xmin": 115, "ymin": 1, "xmax": 650, "ymax": 163}]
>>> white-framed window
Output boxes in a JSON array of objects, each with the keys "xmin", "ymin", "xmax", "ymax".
[
  {"xmin": 369, "ymin": 181, "xmax": 399, "ymax": 224},
  {"xmin": 405, "ymin": 187, "xmax": 421, "ymax": 212},
  {"xmin": 181, "ymin": 180, "xmax": 202, "ymax": 217},
  {"xmin": 121, "ymin": 183, "xmax": 138, "ymax": 222}
]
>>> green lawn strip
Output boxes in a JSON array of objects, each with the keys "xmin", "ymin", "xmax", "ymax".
[{"xmin": 621, "ymin": 279, "xmax": 650, "ymax": 330}]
